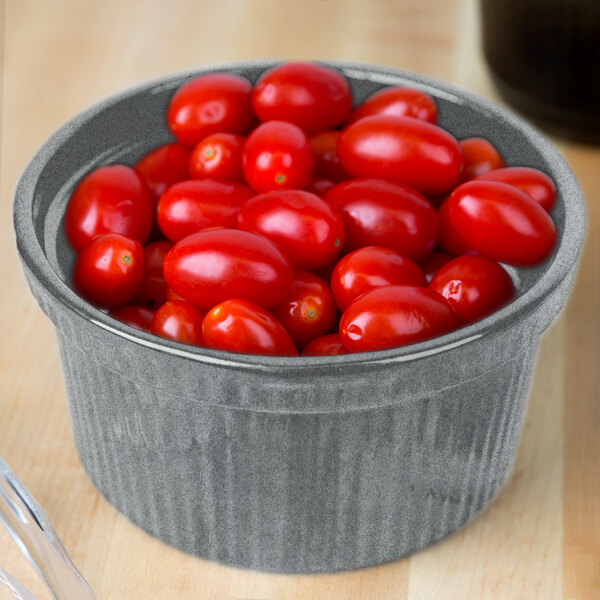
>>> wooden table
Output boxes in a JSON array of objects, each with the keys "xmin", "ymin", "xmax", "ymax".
[{"xmin": 1, "ymin": 1, "xmax": 599, "ymax": 598}]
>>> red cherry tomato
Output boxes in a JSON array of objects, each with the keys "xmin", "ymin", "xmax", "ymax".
[
  {"xmin": 306, "ymin": 177, "xmax": 336, "ymax": 198},
  {"xmin": 150, "ymin": 300, "xmax": 205, "ymax": 346},
  {"xmin": 65, "ymin": 165, "xmax": 153, "ymax": 252},
  {"xmin": 447, "ymin": 180, "xmax": 557, "ymax": 266},
  {"xmin": 167, "ymin": 73, "xmax": 253, "ymax": 146},
  {"xmin": 252, "ymin": 62, "xmax": 352, "ymax": 134},
  {"xmin": 326, "ymin": 179, "xmax": 438, "ymax": 261},
  {"xmin": 346, "ymin": 86, "xmax": 437, "ymax": 125},
  {"xmin": 331, "ymin": 246, "xmax": 426, "ymax": 311},
  {"xmin": 72, "ymin": 233, "xmax": 144, "ymax": 309},
  {"xmin": 203, "ymin": 299, "xmax": 298, "ymax": 356},
  {"xmin": 429, "ymin": 255, "xmax": 515, "ymax": 324},
  {"xmin": 132, "ymin": 241, "xmax": 172, "ymax": 308},
  {"xmin": 474, "ymin": 166, "xmax": 556, "ymax": 212},
  {"xmin": 188, "ymin": 133, "xmax": 244, "ymax": 181},
  {"xmin": 163, "ymin": 229, "xmax": 293, "ymax": 310},
  {"xmin": 108, "ymin": 305, "xmax": 155, "ymax": 332},
  {"xmin": 270, "ymin": 270, "xmax": 337, "ymax": 348},
  {"xmin": 134, "ymin": 143, "xmax": 191, "ymax": 200},
  {"xmin": 237, "ymin": 189, "xmax": 345, "ymax": 269},
  {"xmin": 337, "ymin": 115, "xmax": 463, "ymax": 194},
  {"xmin": 310, "ymin": 130, "xmax": 349, "ymax": 181},
  {"xmin": 301, "ymin": 333, "xmax": 350, "ymax": 356},
  {"xmin": 339, "ymin": 285, "xmax": 459, "ymax": 352},
  {"xmin": 242, "ymin": 121, "xmax": 314, "ymax": 192},
  {"xmin": 420, "ymin": 250, "xmax": 453, "ymax": 283},
  {"xmin": 459, "ymin": 137, "xmax": 504, "ymax": 181},
  {"xmin": 437, "ymin": 198, "xmax": 471, "ymax": 256},
  {"xmin": 157, "ymin": 179, "xmax": 253, "ymax": 242}
]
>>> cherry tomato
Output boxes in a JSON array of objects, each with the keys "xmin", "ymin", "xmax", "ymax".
[
  {"xmin": 331, "ymin": 246, "xmax": 426, "ymax": 311},
  {"xmin": 150, "ymin": 300, "xmax": 205, "ymax": 346},
  {"xmin": 167, "ymin": 73, "xmax": 253, "ymax": 146},
  {"xmin": 346, "ymin": 86, "xmax": 437, "ymax": 125},
  {"xmin": 252, "ymin": 62, "xmax": 352, "ymax": 134},
  {"xmin": 157, "ymin": 179, "xmax": 253, "ymax": 242},
  {"xmin": 237, "ymin": 189, "xmax": 345, "ymax": 269},
  {"xmin": 166, "ymin": 287, "xmax": 186, "ymax": 302},
  {"xmin": 337, "ymin": 115, "xmax": 463, "ymax": 194},
  {"xmin": 437, "ymin": 198, "xmax": 471, "ymax": 256},
  {"xmin": 474, "ymin": 166, "xmax": 556, "ymax": 212},
  {"xmin": 65, "ymin": 165, "xmax": 153, "ymax": 252},
  {"xmin": 108, "ymin": 305, "xmax": 155, "ymax": 332},
  {"xmin": 310, "ymin": 130, "xmax": 349, "ymax": 181},
  {"xmin": 429, "ymin": 255, "xmax": 515, "ymax": 324},
  {"xmin": 447, "ymin": 180, "xmax": 557, "ymax": 266},
  {"xmin": 420, "ymin": 250, "xmax": 453, "ymax": 283},
  {"xmin": 163, "ymin": 229, "xmax": 293, "ymax": 310},
  {"xmin": 301, "ymin": 333, "xmax": 350, "ymax": 356},
  {"xmin": 134, "ymin": 143, "xmax": 191, "ymax": 200},
  {"xmin": 459, "ymin": 137, "xmax": 504, "ymax": 181},
  {"xmin": 188, "ymin": 133, "xmax": 244, "ymax": 181},
  {"xmin": 339, "ymin": 285, "xmax": 459, "ymax": 352},
  {"xmin": 326, "ymin": 178, "xmax": 438, "ymax": 261},
  {"xmin": 203, "ymin": 299, "xmax": 298, "ymax": 356},
  {"xmin": 132, "ymin": 241, "xmax": 172, "ymax": 307},
  {"xmin": 306, "ymin": 177, "xmax": 336, "ymax": 198},
  {"xmin": 72, "ymin": 233, "xmax": 144, "ymax": 309},
  {"xmin": 270, "ymin": 270, "xmax": 337, "ymax": 348},
  {"xmin": 242, "ymin": 121, "xmax": 314, "ymax": 192}
]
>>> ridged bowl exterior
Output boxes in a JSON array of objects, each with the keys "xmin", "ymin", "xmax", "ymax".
[{"xmin": 14, "ymin": 61, "xmax": 585, "ymax": 573}]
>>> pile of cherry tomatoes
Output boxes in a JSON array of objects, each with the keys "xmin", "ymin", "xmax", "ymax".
[{"xmin": 65, "ymin": 62, "xmax": 558, "ymax": 357}]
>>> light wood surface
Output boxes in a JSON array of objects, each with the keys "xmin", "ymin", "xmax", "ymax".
[{"xmin": 1, "ymin": 1, "xmax": 599, "ymax": 598}]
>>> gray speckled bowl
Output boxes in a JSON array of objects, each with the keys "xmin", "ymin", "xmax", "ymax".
[{"xmin": 13, "ymin": 61, "xmax": 585, "ymax": 573}]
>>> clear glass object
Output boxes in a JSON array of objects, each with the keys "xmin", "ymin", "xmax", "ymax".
[{"xmin": 0, "ymin": 456, "xmax": 96, "ymax": 600}]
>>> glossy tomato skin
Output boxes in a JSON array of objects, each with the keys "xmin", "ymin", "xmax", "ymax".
[
  {"xmin": 189, "ymin": 133, "xmax": 244, "ymax": 181},
  {"xmin": 346, "ymin": 86, "xmax": 437, "ymax": 125},
  {"xmin": 306, "ymin": 177, "xmax": 336, "ymax": 198},
  {"xmin": 301, "ymin": 333, "xmax": 350, "ymax": 356},
  {"xmin": 437, "ymin": 198, "xmax": 472, "ymax": 256},
  {"xmin": 252, "ymin": 62, "xmax": 352, "ymax": 134},
  {"xmin": 108, "ymin": 305, "xmax": 155, "ymax": 332},
  {"xmin": 429, "ymin": 255, "xmax": 515, "ymax": 324},
  {"xmin": 270, "ymin": 270, "xmax": 337, "ymax": 348},
  {"xmin": 150, "ymin": 300, "xmax": 205, "ymax": 346},
  {"xmin": 157, "ymin": 179, "xmax": 253, "ymax": 242},
  {"xmin": 420, "ymin": 250, "xmax": 453, "ymax": 283},
  {"xmin": 65, "ymin": 165, "xmax": 153, "ymax": 252},
  {"xmin": 203, "ymin": 299, "xmax": 298, "ymax": 356},
  {"xmin": 237, "ymin": 189, "xmax": 345, "ymax": 269},
  {"xmin": 310, "ymin": 130, "xmax": 350, "ymax": 181},
  {"xmin": 326, "ymin": 178, "xmax": 438, "ymax": 261},
  {"xmin": 474, "ymin": 167, "xmax": 556, "ymax": 212},
  {"xmin": 72, "ymin": 233, "xmax": 144, "ymax": 309},
  {"xmin": 447, "ymin": 180, "xmax": 557, "ymax": 266},
  {"xmin": 331, "ymin": 246, "xmax": 426, "ymax": 311},
  {"xmin": 339, "ymin": 285, "xmax": 459, "ymax": 352},
  {"xmin": 242, "ymin": 121, "xmax": 314, "ymax": 192},
  {"xmin": 163, "ymin": 229, "xmax": 293, "ymax": 310},
  {"xmin": 134, "ymin": 143, "xmax": 191, "ymax": 200},
  {"xmin": 337, "ymin": 115, "xmax": 463, "ymax": 195},
  {"xmin": 458, "ymin": 137, "xmax": 504, "ymax": 181},
  {"xmin": 132, "ymin": 240, "xmax": 172, "ymax": 307},
  {"xmin": 167, "ymin": 73, "xmax": 253, "ymax": 146}
]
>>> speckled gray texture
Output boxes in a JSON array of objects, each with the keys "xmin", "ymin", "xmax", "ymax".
[{"xmin": 13, "ymin": 61, "xmax": 585, "ymax": 573}]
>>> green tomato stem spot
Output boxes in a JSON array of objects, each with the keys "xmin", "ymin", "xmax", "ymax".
[
  {"xmin": 275, "ymin": 173, "xmax": 286, "ymax": 184},
  {"xmin": 307, "ymin": 309, "xmax": 316, "ymax": 319},
  {"xmin": 203, "ymin": 146, "xmax": 215, "ymax": 159},
  {"xmin": 334, "ymin": 238, "xmax": 341, "ymax": 247},
  {"xmin": 122, "ymin": 255, "xmax": 132, "ymax": 264}
]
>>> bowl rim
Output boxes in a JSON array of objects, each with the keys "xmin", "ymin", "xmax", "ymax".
[{"xmin": 13, "ymin": 59, "xmax": 586, "ymax": 373}]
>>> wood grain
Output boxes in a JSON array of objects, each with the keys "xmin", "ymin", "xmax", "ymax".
[{"xmin": 1, "ymin": 1, "xmax": 598, "ymax": 598}]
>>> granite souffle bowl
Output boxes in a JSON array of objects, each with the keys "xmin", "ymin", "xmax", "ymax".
[{"xmin": 13, "ymin": 60, "xmax": 585, "ymax": 573}]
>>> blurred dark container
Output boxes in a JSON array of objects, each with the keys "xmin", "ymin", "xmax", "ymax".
[{"xmin": 481, "ymin": 0, "xmax": 600, "ymax": 143}]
